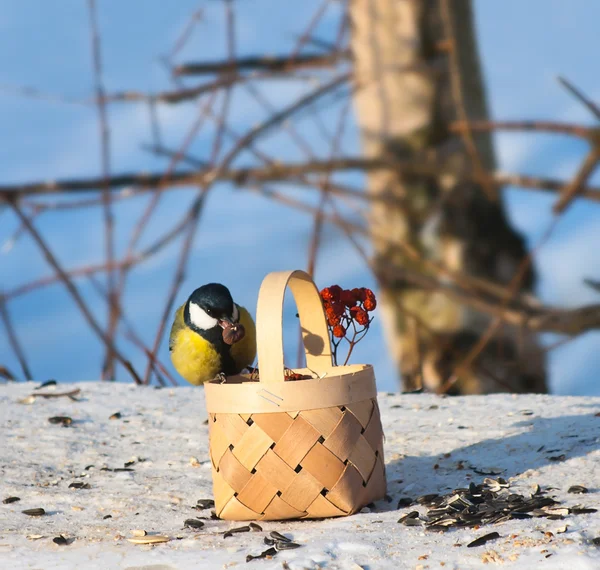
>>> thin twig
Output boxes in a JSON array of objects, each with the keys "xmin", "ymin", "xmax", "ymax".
[
  {"xmin": 440, "ymin": 0, "xmax": 496, "ymax": 201},
  {"xmin": 7, "ymin": 200, "xmax": 143, "ymax": 384},
  {"xmin": 0, "ymin": 295, "xmax": 33, "ymax": 380},
  {"xmin": 88, "ymin": 0, "xmax": 118, "ymax": 380},
  {"xmin": 87, "ymin": 275, "xmax": 177, "ymax": 386},
  {"xmin": 450, "ymin": 120, "xmax": 595, "ymax": 140},
  {"xmin": 557, "ymin": 76, "xmax": 600, "ymax": 120},
  {"xmin": 5, "ymin": 156, "xmax": 600, "ymax": 201},
  {"xmin": 553, "ymin": 146, "xmax": 600, "ymax": 214},
  {"xmin": 174, "ymin": 51, "xmax": 346, "ymax": 76}
]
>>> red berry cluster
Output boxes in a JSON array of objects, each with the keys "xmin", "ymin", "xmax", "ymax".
[{"xmin": 319, "ymin": 285, "xmax": 377, "ymax": 365}]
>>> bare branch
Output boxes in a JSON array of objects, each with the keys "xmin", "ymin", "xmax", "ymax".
[
  {"xmin": 174, "ymin": 51, "xmax": 347, "ymax": 76},
  {"xmin": 451, "ymin": 120, "xmax": 596, "ymax": 140},
  {"xmin": 557, "ymin": 75, "xmax": 600, "ymax": 120},
  {"xmin": 440, "ymin": 0, "xmax": 496, "ymax": 201},
  {"xmin": 6, "ymin": 200, "xmax": 143, "ymax": 384},
  {"xmin": 88, "ymin": 0, "xmax": 118, "ymax": 380},
  {"xmin": 553, "ymin": 146, "xmax": 600, "ymax": 214},
  {"xmin": 0, "ymin": 295, "xmax": 32, "ymax": 380},
  {"xmin": 3, "ymin": 156, "xmax": 599, "ymax": 202}
]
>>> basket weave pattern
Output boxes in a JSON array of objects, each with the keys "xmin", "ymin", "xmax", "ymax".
[{"xmin": 209, "ymin": 397, "xmax": 385, "ymax": 520}]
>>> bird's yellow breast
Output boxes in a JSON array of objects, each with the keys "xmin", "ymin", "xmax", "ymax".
[{"xmin": 170, "ymin": 326, "xmax": 223, "ymax": 385}]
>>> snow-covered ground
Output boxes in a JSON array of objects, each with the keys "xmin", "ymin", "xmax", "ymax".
[{"xmin": 1, "ymin": 382, "xmax": 599, "ymax": 569}]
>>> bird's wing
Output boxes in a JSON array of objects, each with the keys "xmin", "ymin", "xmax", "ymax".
[
  {"xmin": 230, "ymin": 304, "xmax": 257, "ymax": 372},
  {"xmin": 169, "ymin": 304, "xmax": 186, "ymax": 352}
]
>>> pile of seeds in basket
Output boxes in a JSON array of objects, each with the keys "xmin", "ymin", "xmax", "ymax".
[{"xmin": 397, "ymin": 478, "xmax": 596, "ymax": 532}]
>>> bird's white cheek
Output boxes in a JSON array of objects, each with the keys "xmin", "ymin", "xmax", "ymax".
[{"xmin": 189, "ymin": 303, "xmax": 218, "ymax": 330}]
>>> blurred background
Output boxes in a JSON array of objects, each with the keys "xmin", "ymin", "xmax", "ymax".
[{"xmin": 1, "ymin": 0, "xmax": 599, "ymax": 395}]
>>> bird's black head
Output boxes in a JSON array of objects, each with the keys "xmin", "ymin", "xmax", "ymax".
[{"xmin": 184, "ymin": 283, "xmax": 239, "ymax": 333}]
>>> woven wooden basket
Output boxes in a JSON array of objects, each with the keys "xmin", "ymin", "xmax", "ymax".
[{"xmin": 204, "ymin": 269, "xmax": 386, "ymax": 521}]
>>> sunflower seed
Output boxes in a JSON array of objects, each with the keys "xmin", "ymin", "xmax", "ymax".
[
  {"xmin": 48, "ymin": 416, "xmax": 72, "ymax": 427},
  {"xmin": 246, "ymin": 547, "xmax": 277, "ymax": 562},
  {"xmin": 68, "ymin": 482, "xmax": 90, "ymax": 490},
  {"xmin": 223, "ymin": 525, "xmax": 250, "ymax": 538},
  {"xmin": 269, "ymin": 531, "xmax": 291, "ymax": 543},
  {"xmin": 3, "ymin": 496, "xmax": 20, "ymax": 504},
  {"xmin": 249, "ymin": 522, "xmax": 262, "ymax": 532},
  {"xmin": 36, "ymin": 380, "xmax": 58, "ymax": 389},
  {"xmin": 568, "ymin": 485, "xmax": 588, "ymax": 494},
  {"xmin": 22, "ymin": 508, "xmax": 45, "ymax": 516},
  {"xmin": 53, "ymin": 535, "xmax": 69, "ymax": 546},
  {"xmin": 467, "ymin": 532, "xmax": 500, "ymax": 548},
  {"xmin": 417, "ymin": 493, "xmax": 439, "ymax": 505},
  {"xmin": 398, "ymin": 511, "xmax": 420, "ymax": 524},
  {"xmin": 183, "ymin": 519, "xmax": 204, "ymax": 529},
  {"xmin": 127, "ymin": 535, "xmax": 170, "ymax": 545},
  {"xmin": 196, "ymin": 499, "xmax": 215, "ymax": 509},
  {"xmin": 570, "ymin": 507, "xmax": 597, "ymax": 515},
  {"xmin": 548, "ymin": 454, "xmax": 566, "ymax": 462},
  {"xmin": 109, "ymin": 412, "xmax": 122, "ymax": 420},
  {"xmin": 275, "ymin": 541, "xmax": 302, "ymax": 551},
  {"xmin": 592, "ymin": 537, "xmax": 600, "ymax": 546},
  {"xmin": 402, "ymin": 517, "xmax": 423, "ymax": 526},
  {"xmin": 397, "ymin": 497, "xmax": 414, "ymax": 508},
  {"xmin": 264, "ymin": 537, "xmax": 275, "ymax": 546}
]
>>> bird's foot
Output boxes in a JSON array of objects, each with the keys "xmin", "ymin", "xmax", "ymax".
[{"xmin": 215, "ymin": 372, "xmax": 228, "ymax": 384}]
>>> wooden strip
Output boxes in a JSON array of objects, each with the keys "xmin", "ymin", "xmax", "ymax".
[
  {"xmin": 211, "ymin": 467, "xmax": 236, "ymax": 510},
  {"xmin": 300, "ymin": 406, "xmax": 343, "ymax": 436},
  {"xmin": 255, "ymin": 449, "xmax": 297, "ymax": 491},
  {"xmin": 345, "ymin": 399, "xmax": 374, "ymax": 428},
  {"xmin": 279, "ymin": 469, "xmax": 323, "ymax": 512},
  {"xmin": 273, "ymin": 416, "xmax": 321, "ymax": 468},
  {"xmin": 363, "ymin": 455, "xmax": 387, "ymax": 504},
  {"xmin": 217, "ymin": 413, "xmax": 249, "ymax": 442},
  {"xmin": 232, "ymin": 423, "xmax": 274, "ymax": 471},
  {"xmin": 219, "ymin": 495, "xmax": 261, "ymax": 521},
  {"xmin": 208, "ymin": 419, "xmax": 230, "ymax": 468},
  {"xmin": 261, "ymin": 494, "xmax": 306, "ymax": 521},
  {"xmin": 362, "ymin": 403, "xmax": 384, "ymax": 450},
  {"xmin": 216, "ymin": 449, "xmax": 252, "ymax": 493},
  {"xmin": 255, "ymin": 270, "xmax": 332, "ymax": 386},
  {"xmin": 251, "ymin": 413, "xmax": 293, "ymax": 441},
  {"xmin": 326, "ymin": 464, "xmax": 365, "ymax": 513},
  {"xmin": 205, "ymin": 365, "xmax": 377, "ymax": 414},
  {"xmin": 305, "ymin": 493, "xmax": 348, "ymax": 518},
  {"xmin": 347, "ymin": 434, "xmax": 377, "ymax": 482},
  {"xmin": 237, "ymin": 472, "xmax": 279, "ymax": 514},
  {"xmin": 323, "ymin": 410, "xmax": 363, "ymax": 461},
  {"xmin": 300, "ymin": 443, "xmax": 346, "ymax": 489}
]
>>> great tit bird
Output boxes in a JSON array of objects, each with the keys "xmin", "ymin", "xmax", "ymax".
[{"xmin": 169, "ymin": 283, "xmax": 256, "ymax": 385}]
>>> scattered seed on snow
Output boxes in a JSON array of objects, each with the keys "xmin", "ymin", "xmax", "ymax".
[
  {"xmin": 3, "ymin": 497, "xmax": 20, "ymax": 504},
  {"xmin": 467, "ymin": 532, "xmax": 500, "ymax": 548},
  {"xmin": 127, "ymin": 535, "xmax": 170, "ymax": 545},
  {"xmin": 22, "ymin": 508, "xmax": 45, "ymax": 516}
]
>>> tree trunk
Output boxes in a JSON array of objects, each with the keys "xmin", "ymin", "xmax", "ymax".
[{"xmin": 349, "ymin": 0, "xmax": 546, "ymax": 394}]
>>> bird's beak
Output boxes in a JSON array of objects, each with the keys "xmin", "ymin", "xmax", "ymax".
[{"xmin": 218, "ymin": 316, "xmax": 234, "ymax": 329}]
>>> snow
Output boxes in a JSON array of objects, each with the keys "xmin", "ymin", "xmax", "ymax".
[{"xmin": 1, "ymin": 382, "xmax": 599, "ymax": 569}]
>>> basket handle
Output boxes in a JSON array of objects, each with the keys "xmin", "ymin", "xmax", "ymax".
[{"xmin": 256, "ymin": 269, "xmax": 333, "ymax": 385}]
